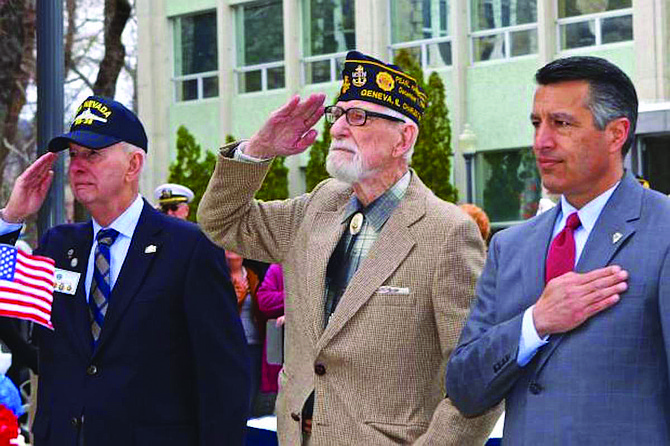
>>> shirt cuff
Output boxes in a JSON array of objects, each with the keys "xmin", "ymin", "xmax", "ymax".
[
  {"xmin": 0, "ymin": 211, "xmax": 23, "ymax": 235},
  {"xmin": 233, "ymin": 142, "xmax": 273, "ymax": 163},
  {"xmin": 517, "ymin": 305, "xmax": 549, "ymax": 367}
]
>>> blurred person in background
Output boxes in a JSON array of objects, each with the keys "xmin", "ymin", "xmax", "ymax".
[
  {"xmin": 257, "ymin": 263, "xmax": 285, "ymax": 396},
  {"xmin": 154, "ymin": 183, "xmax": 194, "ymax": 220},
  {"xmin": 459, "ymin": 204, "xmax": 491, "ymax": 245}
]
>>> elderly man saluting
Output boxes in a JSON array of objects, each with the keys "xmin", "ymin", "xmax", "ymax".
[
  {"xmin": 198, "ymin": 51, "xmax": 501, "ymax": 445},
  {"xmin": 0, "ymin": 96, "xmax": 250, "ymax": 446}
]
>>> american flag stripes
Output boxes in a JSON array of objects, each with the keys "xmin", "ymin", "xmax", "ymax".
[{"xmin": 0, "ymin": 244, "xmax": 55, "ymax": 329}]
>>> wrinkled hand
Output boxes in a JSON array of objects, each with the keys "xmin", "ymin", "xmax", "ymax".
[
  {"xmin": 3, "ymin": 152, "xmax": 57, "ymax": 223},
  {"xmin": 245, "ymin": 94, "xmax": 326, "ymax": 159},
  {"xmin": 533, "ymin": 265, "xmax": 628, "ymax": 337}
]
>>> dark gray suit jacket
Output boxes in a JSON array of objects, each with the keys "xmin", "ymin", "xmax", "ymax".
[{"xmin": 446, "ymin": 173, "xmax": 670, "ymax": 445}]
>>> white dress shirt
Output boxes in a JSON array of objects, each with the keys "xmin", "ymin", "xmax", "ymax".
[
  {"xmin": 0, "ymin": 195, "xmax": 144, "ymax": 302},
  {"xmin": 517, "ymin": 182, "xmax": 620, "ymax": 366},
  {"xmin": 85, "ymin": 194, "xmax": 143, "ymax": 299}
]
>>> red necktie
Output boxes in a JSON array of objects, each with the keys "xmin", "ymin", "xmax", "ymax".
[{"xmin": 545, "ymin": 212, "xmax": 581, "ymax": 283}]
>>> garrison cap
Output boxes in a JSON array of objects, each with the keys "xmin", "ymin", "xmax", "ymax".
[{"xmin": 337, "ymin": 51, "xmax": 427, "ymax": 125}]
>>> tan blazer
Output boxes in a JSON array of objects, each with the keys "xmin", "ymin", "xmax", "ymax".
[{"xmin": 199, "ymin": 146, "xmax": 502, "ymax": 445}]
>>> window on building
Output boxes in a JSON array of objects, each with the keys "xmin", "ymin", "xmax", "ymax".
[
  {"xmin": 173, "ymin": 11, "xmax": 218, "ymax": 102},
  {"xmin": 475, "ymin": 147, "xmax": 541, "ymax": 224},
  {"xmin": 302, "ymin": 0, "xmax": 356, "ymax": 84},
  {"xmin": 557, "ymin": 0, "xmax": 632, "ymax": 51},
  {"xmin": 235, "ymin": 0, "xmax": 285, "ymax": 94},
  {"xmin": 470, "ymin": 0, "xmax": 538, "ymax": 63},
  {"xmin": 390, "ymin": 0, "xmax": 451, "ymax": 70}
]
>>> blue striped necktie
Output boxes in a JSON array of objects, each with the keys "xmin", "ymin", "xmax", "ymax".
[{"xmin": 89, "ymin": 228, "xmax": 120, "ymax": 345}]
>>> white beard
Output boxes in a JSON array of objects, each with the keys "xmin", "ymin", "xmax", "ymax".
[{"xmin": 325, "ymin": 140, "xmax": 368, "ymax": 184}]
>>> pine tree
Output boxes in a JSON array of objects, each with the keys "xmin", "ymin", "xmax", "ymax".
[
  {"xmin": 305, "ymin": 120, "xmax": 332, "ymax": 192},
  {"xmin": 256, "ymin": 156, "xmax": 289, "ymax": 201},
  {"xmin": 394, "ymin": 49, "xmax": 458, "ymax": 203},
  {"xmin": 168, "ymin": 126, "xmax": 217, "ymax": 223},
  {"xmin": 225, "ymin": 134, "xmax": 289, "ymax": 201}
]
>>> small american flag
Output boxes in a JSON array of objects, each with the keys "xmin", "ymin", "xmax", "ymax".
[{"xmin": 0, "ymin": 244, "xmax": 55, "ymax": 330}]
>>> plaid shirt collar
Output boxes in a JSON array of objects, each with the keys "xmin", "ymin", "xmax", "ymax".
[{"xmin": 341, "ymin": 171, "xmax": 411, "ymax": 231}]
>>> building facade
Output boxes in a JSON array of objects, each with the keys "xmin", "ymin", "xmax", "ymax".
[{"xmin": 137, "ymin": 0, "xmax": 670, "ymax": 228}]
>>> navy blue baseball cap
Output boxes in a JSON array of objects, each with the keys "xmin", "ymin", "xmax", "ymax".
[{"xmin": 48, "ymin": 95, "xmax": 148, "ymax": 152}]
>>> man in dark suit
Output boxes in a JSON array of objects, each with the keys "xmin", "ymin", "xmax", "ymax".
[
  {"xmin": 0, "ymin": 96, "xmax": 250, "ymax": 445},
  {"xmin": 446, "ymin": 57, "xmax": 670, "ymax": 444}
]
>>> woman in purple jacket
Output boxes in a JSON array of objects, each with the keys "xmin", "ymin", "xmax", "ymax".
[{"xmin": 256, "ymin": 264, "xmax": 285, "ymax": 394}]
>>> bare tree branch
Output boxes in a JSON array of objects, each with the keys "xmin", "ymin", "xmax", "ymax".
[
  {"xmin": 64, "ymin": 0, "xmax": 76, "ymax": 75},
  {"xmin": 93, "ymin": 0, "xmax": 131, "ymax": 97}
]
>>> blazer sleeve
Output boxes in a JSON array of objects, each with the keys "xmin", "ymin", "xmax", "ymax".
[
  {"xmin": 0, "ymin": 229, "xmax": 21, "ymax": 245},
  {"xmin": 256, "ymin": 264, "xmax": 284, "ymax": 316},
  {"xmin": 183, "ymin": 232, "xmax": 250, "ymax": 446},
  {"xmin": 197, "ymin": 144, "xmax": 313, "ymax": 264},
  {"xmin": 445, "ymin": 231, "xmax": 526, "ymax": 417},
  {"xmin": 415, "ymin": 217, "xmax": 502, "ymax": 445},
  {"xmin": 0, "ymin": 317, "xmax": 38, "ymax": 373}
]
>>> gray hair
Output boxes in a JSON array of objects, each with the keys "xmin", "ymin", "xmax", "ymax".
[
  {"xmin": 123, "ymin": 142, "xmax": 146, "ymax": 173},
  {"xmin": 378, "ymin": 106, "xmax": 419, "ymax": 163}
]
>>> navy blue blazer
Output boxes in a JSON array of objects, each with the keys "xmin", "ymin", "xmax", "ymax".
[{"xmin": 21, "ymin": 201, "xmax": 249, "ymax": 446}]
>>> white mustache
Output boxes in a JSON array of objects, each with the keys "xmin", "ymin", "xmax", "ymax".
[{"xmin": 329, "ymin": 140, "xmax": 359, "ymax": 154}]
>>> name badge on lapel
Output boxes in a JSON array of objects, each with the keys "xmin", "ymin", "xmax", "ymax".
[{"xmin": 54, "ymin": 268, "xmax": 81, "ymax": 295}]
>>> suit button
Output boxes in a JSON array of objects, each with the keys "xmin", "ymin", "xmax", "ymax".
[
  {"xmin": 314, "ymin": 363, "xmax": 326, "ymax": 376},
  {"xmin": 291, "ymin": 412, "xmax": 300, "ymax": 422},
  {"xmin": 529, "ymin": 382, "xmax": 542, "ymax": 395},
  {"xmin": 86, "ymin": 365, "xmax": 98, "ymax": 376},
  {"xmin": 70, "ymin": 417, "xmax": 80, "ymax": 427}
]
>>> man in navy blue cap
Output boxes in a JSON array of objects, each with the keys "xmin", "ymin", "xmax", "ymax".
[
  {"xmin": 0, "ymin": 96, "xmax": 250, "ymax": 446},
  {"xmin": 198, "ymin": 52, "xmax": 501, "ymax": 445}
]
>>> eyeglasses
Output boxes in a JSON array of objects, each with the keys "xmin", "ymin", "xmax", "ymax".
[{"xmin": 324, "ymin": 106, "xmax": 405, "ymax": 126}]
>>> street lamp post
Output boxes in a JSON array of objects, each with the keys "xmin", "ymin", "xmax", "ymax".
[
  {"xmin": 459, "ymin": 123, "xmax": 478, "ymax": 203},
  {"xmin": 36, "ymin": 0, "xmax": 66, "ymax": 235}
]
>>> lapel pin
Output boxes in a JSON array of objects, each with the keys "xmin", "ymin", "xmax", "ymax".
[
  {"xmin": 349, "ymin": 212, "xmax": 364, "ymax": 235},
  {"xmin": 67, "ymin": 248, "xmax": 74, "ymax": 258},
  {"xmin": 612, "ymin": 232, "xmax": 623, "ymax": 244},
  {"xmin": 70, "ymin": 258, "xmax": 78, "ymax": 268},
  {"xmin": 145, "ymin": 245, "xmax": 157, "ymax": 254}
]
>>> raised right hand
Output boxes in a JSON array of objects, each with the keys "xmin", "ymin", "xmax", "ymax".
[
  {"xmin": 245, "ymin": 94, "xmax": 326, "ymax": 159},
  {"xmin": 3, "ymin": 152, "xmax": 57, "ymax": 223},
  {"xmin": 533, "ymin": 265, "xmax": 628, "ymax": 337}
]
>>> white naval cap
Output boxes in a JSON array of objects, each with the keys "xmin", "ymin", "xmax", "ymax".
[{"xmin": 154, "ymin": 183, "xmax": 195, "ymax": 205}]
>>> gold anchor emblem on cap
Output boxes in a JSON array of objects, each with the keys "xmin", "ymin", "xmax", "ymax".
[
  {"xmin": 349, "ymin": 212, "xmax": 364, "ymax": 235},
  {"xmin": 612, "ymin": 232, "xmax": 623, "ymax": 244}
]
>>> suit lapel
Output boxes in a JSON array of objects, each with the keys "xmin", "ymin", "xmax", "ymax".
[
  {"xmin": 94, "ymin": 201, "xmax": 163, "ymax": 354},
  {"xmin": 57, "ymin": 223, "xmax": 96, "ymax": 360},
  {"xmin": 307, "ymin": 210, "xmax": 347, "ymax": 343},
  {"xmin": 521, "ymin": 206, "xmax": 559, "ymax": 308},
  {"xmin": 315, "ymin": 175, "xmax": 424, "ymax": 352},
  {"xmin": 575, "ymin": 174, "xmax": 641, "ymax": 273},
  {"xmin": 534, "ymin": 174, "xmax": 641, "ymax": 375}
]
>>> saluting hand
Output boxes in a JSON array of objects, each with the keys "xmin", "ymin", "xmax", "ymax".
[
  {"xmin": 3, "ymin": 152, "xmax": 57, "ymax": 223},
  {"xmin": 245, "ymin": 94, "xmax": 326, "ymax": 159}
]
